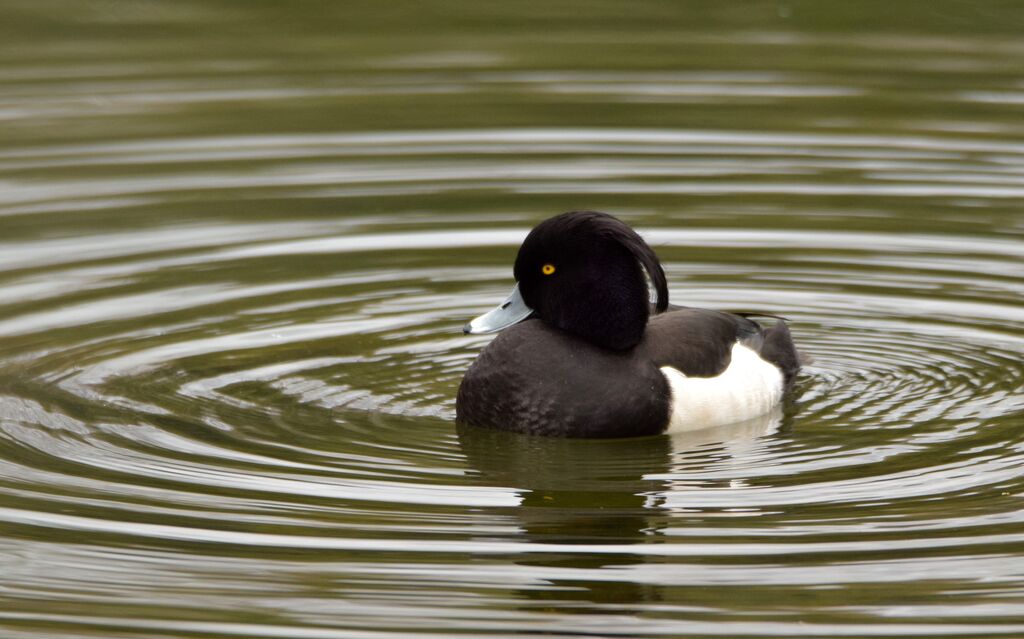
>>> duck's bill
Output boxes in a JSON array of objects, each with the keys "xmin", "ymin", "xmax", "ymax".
[{"xmin": 463, "ymin": 283, "xmax": 534, "ymax": 334}]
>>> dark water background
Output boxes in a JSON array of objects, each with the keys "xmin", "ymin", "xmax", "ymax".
[{"xmin": 1, "ymin": 2, "xmax": 1023, "ymax": 637}]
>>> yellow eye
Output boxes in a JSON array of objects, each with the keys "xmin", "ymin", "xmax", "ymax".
[{"xmin": 541, "ymin": 264, "xmax": 556, "ymax": 275}]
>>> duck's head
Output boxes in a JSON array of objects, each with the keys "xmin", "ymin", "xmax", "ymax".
[{"xmin": 464, "ymin": 211, "xmax": 668, "ymax": 350}]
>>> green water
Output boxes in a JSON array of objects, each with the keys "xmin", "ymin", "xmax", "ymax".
[{"xmin": 1, "ymin": 2, "xmax": 1023, "ymax": 637}]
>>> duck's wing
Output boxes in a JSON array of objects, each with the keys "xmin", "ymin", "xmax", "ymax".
[{"xmin": 642, "ymin": 307, "xmax": 800, "ymax": 383}]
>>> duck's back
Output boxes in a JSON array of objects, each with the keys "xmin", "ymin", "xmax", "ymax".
[{"xmin": 641, "ymin": 307, "xmax": 799, "ymax": 379}]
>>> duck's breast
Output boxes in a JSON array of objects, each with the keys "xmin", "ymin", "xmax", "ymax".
[{"xmin": 457, "ymin": 320, "xmax": 670, "ymax": 438}]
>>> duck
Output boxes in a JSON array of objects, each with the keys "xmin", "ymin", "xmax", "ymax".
[{"xmin": 456, "ymin": 210, "xmax": 802, "ymax": 438}]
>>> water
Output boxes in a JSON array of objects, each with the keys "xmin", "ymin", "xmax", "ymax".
[{"xmin": 1, "ymin": 2, "xmax": 1023, "ymax": 637}]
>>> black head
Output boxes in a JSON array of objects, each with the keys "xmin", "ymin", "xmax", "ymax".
[{"xmin": 513, "ymin": 211, "xmax": 668, "ymax": 351}]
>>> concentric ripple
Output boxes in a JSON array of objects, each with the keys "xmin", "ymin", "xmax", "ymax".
[
  {"xmin": 1, "ymin": 128, "xmax": 1023, "ymax": 638},
  {"xmin": 3, "ymin": 1, "xmax": 1024, "ymax": 635}
]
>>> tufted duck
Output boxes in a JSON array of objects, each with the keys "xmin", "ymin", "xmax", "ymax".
[{"xmin": 456, "ymin": 211, "xmax": 801, "ymax": 438}]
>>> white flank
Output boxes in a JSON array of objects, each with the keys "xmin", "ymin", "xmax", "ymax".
[{"xmin": 661, "ymin": 342, "xmax": 784, "ymax": 433}]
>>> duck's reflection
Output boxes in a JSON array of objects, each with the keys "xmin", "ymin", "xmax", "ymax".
[{"xmin": 456, "ymin": 408, "xmax": 783, "ymax": 608}]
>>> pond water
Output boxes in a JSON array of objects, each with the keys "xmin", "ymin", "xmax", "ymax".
[{"xmin": 2, "ymin": 2, "xmax": 1023, "ymax": 637}]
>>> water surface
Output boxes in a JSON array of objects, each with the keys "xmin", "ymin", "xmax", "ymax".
[{"xmin": 1, "ymin": 2, "xmax": 1023, "ymax": 637}]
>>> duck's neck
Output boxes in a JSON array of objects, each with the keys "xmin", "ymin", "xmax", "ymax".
[{"xmin": 547, "ymin": 271, "xmax": 650, "ymax": 351}]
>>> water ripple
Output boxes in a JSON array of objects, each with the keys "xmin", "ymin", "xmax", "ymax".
[{"xmin": 0, "ymin": 127, "xmax": 1022, "ymax": 638}]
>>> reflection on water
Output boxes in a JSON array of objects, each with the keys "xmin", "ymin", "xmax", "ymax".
[{"xmin": 1, "ymin": 1, "xmax": 1024, "ymax": 637}]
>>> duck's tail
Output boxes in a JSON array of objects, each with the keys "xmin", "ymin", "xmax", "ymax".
[
  {"xmin": 758, "ymin": 319, "xmax": 805, "ymax": 386},
  {"xmin": 728, "ymin": 311, "xmax": 808, "ymax": 386}
]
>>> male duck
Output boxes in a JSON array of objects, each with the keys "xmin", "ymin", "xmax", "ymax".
[{"xmin": 456, "ymin": 211, "xmax": 801, "ymax": 438}]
